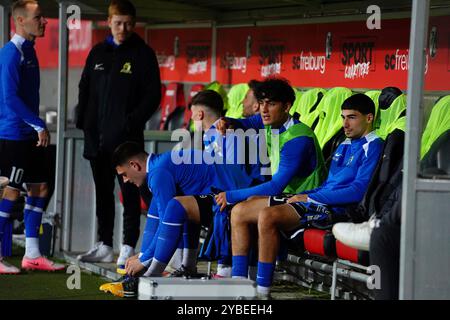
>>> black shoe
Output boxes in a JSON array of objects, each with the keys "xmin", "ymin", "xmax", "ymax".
[
  {"xmin": 99, "ymin": 275, "xmax": 139, "ymax": 298},
  {"xmin": 170, "ymin": 265, "xmax": 206, "ymax": 279},
  {"xmin": 122, "ymin": 276, "xmax": 139, "ymax": 298}
]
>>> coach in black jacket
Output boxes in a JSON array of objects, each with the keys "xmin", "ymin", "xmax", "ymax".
[{"xmin": 75, "ymin": 0, "xmax": 161, "ymax": 268}]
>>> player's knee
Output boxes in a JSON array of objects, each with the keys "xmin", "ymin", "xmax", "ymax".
[
  {"xmin": 3, "ymin": 187, "xmax": 21, "ymax": 201},
  {"xmin": 230, "ymin": 202, "xmax": 246, "ymax": 225},
  {"xmin": 258, "ymin": 207, "xmax": 277, "ymax": 232},
  {"xmin": 28, "ymin": 183, "xmax": 48, "ymax": 198},
  {"xmin": 173, "ymin": 196, "xmax": 195, "ymax": 214},
  {"xmin": 39, "ymin": 184, "xmax": 49, "ymax": 197}
]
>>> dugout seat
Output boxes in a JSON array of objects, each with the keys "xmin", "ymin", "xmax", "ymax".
[
  {"xmin": 287, "ymin": 87, "xmax": 303, "ymax": 120},
  {"xmin": 118, "ymin": 190, "xmax": 149, "ymax": 213},
  {"xmin": 313, "ymin": 87, "xmax": 353, "ymax": 161},
  {"xmin": 146, "ymin": 83, "xmax": 166, "ymax": 130},
  {"xmin": 420, "ymin": 95, "xmax": 450, "ymax": 175},
  {"xmin": 375, "ymin": 93, "xmax": 406, "ymax": 140},
  {"xmin": 289, "ymin": 88, "xmax": 326, "ymax": 130},
  {"xmin": 159, "ymin": 82, "xmax": 186, "ymax": 130},
  {"xmin": 364, "ymin": 90, "xmax": 381, "ymax": 120}
]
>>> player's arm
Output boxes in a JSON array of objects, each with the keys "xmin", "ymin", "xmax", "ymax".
[
  {"xmin": 138, "ymin": 170, "xmax": 177, "ymax": 266},
  {"xmin": 216, "ymin": 114, "xmax": 264, "ymax": 135},
  {"xmin": 1, "ymin": 53, "xmax": 46, "ymax": 132},
  {"xmin": 222, "ymin": 136, "xmax": 314, "ymax": 205},
  {"xmin": 308, "ymin": 140, "xmax": 383, "ymax": 205}
]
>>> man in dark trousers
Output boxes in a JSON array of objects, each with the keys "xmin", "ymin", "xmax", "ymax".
[{"xmin": 75, "ymin": 0, "xmax": 161, "ymax": 272}]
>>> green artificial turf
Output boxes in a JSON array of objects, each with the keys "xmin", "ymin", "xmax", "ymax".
[{"xmin": 0, "ymin": 246, "xmax": 121, "ymax": 300}]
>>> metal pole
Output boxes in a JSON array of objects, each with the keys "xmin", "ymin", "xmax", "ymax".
[
  {"xmin": 0, "ymin": 1, "xmax": 11, "ymax": 47},
  {"xmin": 55, "ymin": 1, "xmax": 69, "ymax": 251},
  {"xmin": 400, "ymin": 0, "xmax": 430, "ymax": 300},
  {"xmin": 210, "ymin": 21, "xmax": 217, "ymax": 82},
  {"xmin": 331, "ymin": 261, "xmax": 337, "ymax": 300},
  {"xmin": 62, "ymin": 138, "xmax": 74, "ymax": 251}
]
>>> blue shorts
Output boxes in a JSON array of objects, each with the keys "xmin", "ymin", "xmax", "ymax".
[{"xmin": 268, "ymin": 194, "xmax": 331, "ymax": 239}]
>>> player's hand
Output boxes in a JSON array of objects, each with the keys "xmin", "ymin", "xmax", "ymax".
[
  {"xmin": 126, "ymin": 258, "xmax": 145, "ymax": 276},
  {"xmin": 287, "ymin": 194, "xmax": 308, "ymax": 203},
  {"xmin": 125, "ymin": 254, "xmax": 139, "ymax": 269},
  {"xmin": 216, "ymin": 117, "xmax": 233, "ymax": 136},
  {"xmin": 37, "ymin": 128, "xmax": 50, "ymax": 147},
  {"xmin": 215, "ymin": 192, "xmax": 228, "ymax": 212}
]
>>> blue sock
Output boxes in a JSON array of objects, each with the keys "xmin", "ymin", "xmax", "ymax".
[
  {"xmin": 24, "ymin": 197, "xmax": 44, "ymax": 238},
  {"xmin": 0, "ymin": 199, "xmax": 15, "ymax": 257},
  {"xmin": 256, "ymin": 261, "xmax": 275, "ymax": 289},
  {"xmin": 184, "ymin": 221, "xmax": 200, "ymax": 250},
  {"xmin": 153, "ymin": 199, "xmax": 187, "ymax": 264},
  {"xmin": 177, "ymin": 232, "xmax": 184, "ymax": 249},
  {"xmin": 141, "ymin": 213, "xmax": 159, "ymax": 254},
  {"xmin": 232, "ymin": 255, "xmax": 248, "ymax": 278},
  {"xmin": 182, "ymin": 222, "xmax": 200, "ymax": 269},
  {"xmin": 0, "ymin": 199, "xmax": 14, "ymax": 235}
]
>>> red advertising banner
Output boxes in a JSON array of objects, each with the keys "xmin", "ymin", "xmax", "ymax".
[
  {"xmin": 31, "ymin": 19, "xmax": 92, "ymax": 68},
  {"xmin": 14, "ymin": 19, "xmax": 146, "ymax": 69},
  {"xmin": 215, "ymin": 16, "xmax": 450, "ymax": 91},
  {"xmin": 147, "ymin": 28, "xmax": 212, "ymax": 83}
]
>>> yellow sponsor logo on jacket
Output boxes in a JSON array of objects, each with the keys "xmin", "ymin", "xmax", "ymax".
[{"xmin": 120, "ymin": 62, "xmax": 132, "ymax": 74}]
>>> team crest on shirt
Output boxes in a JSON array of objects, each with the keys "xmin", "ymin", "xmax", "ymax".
[
  {"xmin": 346, "ymin": 155, "xmax": 354, "ymax": 165},
  {"xmin": 120, "ymin": 62, "xmax": 132, "ymax": 74},
  {"xmin": 332, "ymin": 152, "xmax": 342, "ymax": 162}
]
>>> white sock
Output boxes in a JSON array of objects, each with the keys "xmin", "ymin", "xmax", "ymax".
[
  {"xmin": 257, "ymin": 285, "xmax": 270, "ymax": 296},
  {"xmin": 248, "ymin": 266, "xmax": 257, "ymax": 281},
  {"xmin": 145, "ymin": 258, "xmax": 167, "ymax": 276},
  {"xmin": 25, "ymin": 237, "xmax": 41, "ymax": 259},
  {"xmin": 217, "ymin": 264, "xmax": 232, "ymax": 277},
  {"xmin": 232, "ymin": 276, "xmax": 247, "ymax": 279},
  {"xmin": 168, "ymin": 248, "xmax": 183, "ymax": 270},
  {"xmin": 182, "ymin": 248, "xmax": 198, "ymax": 270}
]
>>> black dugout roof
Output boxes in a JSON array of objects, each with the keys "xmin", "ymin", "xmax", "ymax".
[{"xmin": 3, "ymin": 0, "xmax": 450, "ymax": 24}]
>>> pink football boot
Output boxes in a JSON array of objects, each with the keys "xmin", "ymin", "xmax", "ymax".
[{"xmin": 21, "ymin": 256, "xmax": 65, "ymax": 272}]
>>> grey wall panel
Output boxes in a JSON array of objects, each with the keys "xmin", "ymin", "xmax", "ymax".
[
  {"xmin": 40, "ymin": 68, "xmax": 83, "ymax": 123},
  {"xmin": 70, "ymin": 139, "xmax": 96, "ymax": 252},
  {"xmin": 414, "ymin": 191, "xmax": 450, "ymax": 299},
  {"xmin": 69, "ymin": 139, "xmax": 166, "ymax": 254}
]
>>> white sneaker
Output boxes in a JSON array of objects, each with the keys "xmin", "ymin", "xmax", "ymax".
[
  {"xmin": 0, "ymin": 258, "xmax": 20, "ymax": 274},
  {"xmin": 332, "ymin": 216, "xmax": 379, "ymax": 252},
  {"xmin": 76, "ymin": 241, "xmax": 114, "ymax": 263},
  {"xmin": 116, "ymin": 244, "xmax": 135, "ymax": 267},
  {"xmin": 216, "ymin": 264, "xmax": 232, "ymax": 278}
]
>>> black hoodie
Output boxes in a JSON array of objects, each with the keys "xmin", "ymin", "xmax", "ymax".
[{"xmin": 76, "ymin": 32, "xmax": 161, "ymax": 159}]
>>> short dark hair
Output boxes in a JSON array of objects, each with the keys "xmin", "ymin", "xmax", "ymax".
[
  {"xmin": 11, "ymin": 0, "xmax": 38, "ymax": 18},
  {"xmin": 379, "ymin": 87, "xmax": 403, "ymax": 110},
  {"xmin": 254, "ymin": 77, "xmax": 296, "ymax": 106},
  {"xmin": 112, "ymin": 141, "xmax": 148, "ymax": 167},
  {"xmin": 247, "ymin": 79, "xmax": 261, "ymax": 93},
  {"xmin": 190, "ymin": 90, "xmax": 224, "ymax": 117},
  {"xmin": 341, "ymin": 93, "xmax": 376, "ymax": 116},
  {"xmin": 109, "ymin": 0, "xmax": 136, "ymax": 18}
]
